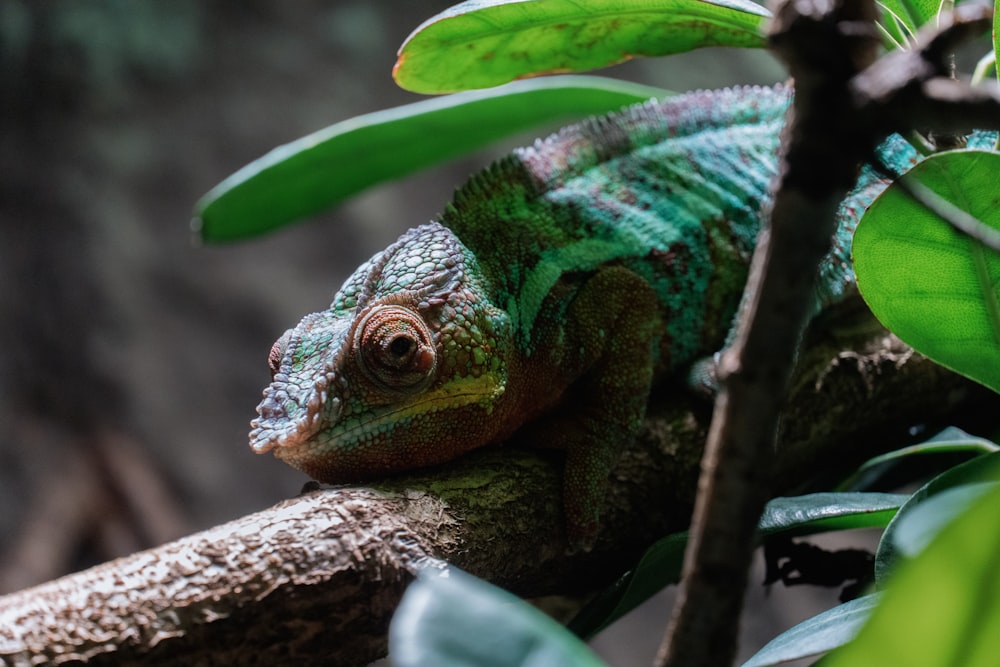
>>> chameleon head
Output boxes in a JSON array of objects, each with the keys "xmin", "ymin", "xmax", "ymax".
[{"xmin": 248, "ymin": 222, "xmax": 512, "ymax": 482}]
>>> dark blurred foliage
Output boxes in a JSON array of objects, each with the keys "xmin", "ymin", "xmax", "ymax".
[{"xmin": 0, "ymin": 0, "xmax": 461, "ymax": 589}]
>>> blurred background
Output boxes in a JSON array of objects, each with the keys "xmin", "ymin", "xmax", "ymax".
[{"xmin": 0, "ymin": 0, "xmax": 807, "ymax": 662}]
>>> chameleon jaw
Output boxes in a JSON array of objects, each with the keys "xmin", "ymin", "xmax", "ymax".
[{"xmin": 250, "ymin": 372, "xmax": 507, "ymax": 480}]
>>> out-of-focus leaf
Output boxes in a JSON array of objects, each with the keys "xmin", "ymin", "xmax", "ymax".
[
  {"xmin": 825, "ymin": 483, "xmax": 1000, "ymax": 667},
  {"xmin": 994, "ymin": 0, "xmax": 1000, "ymax": 86},
  {"xmin": 740, "ymin": 594, "xmax": 882, "ymax": 667},
  {"xmin": 890, "ymin": 482, "xmax": 996, "ymax": 559},
  {"xmin": 390, "ymin": 567, "xmax": 607, "ymax": 667},
  {"xmin": 394, "ymin": 0, "xmax": 769, "ymax": 93},
  {"xmin": 194, "ymin": 75, "xmax": 668, "ymax": 242},
  {"xmin": 875, "ymin": 450, "xmax": 1000, "ymax": 582}
]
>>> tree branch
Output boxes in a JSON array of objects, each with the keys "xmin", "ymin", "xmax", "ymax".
[{"xmin": 0, "ymin": 320, "xmax": 991, "ymax": 666}]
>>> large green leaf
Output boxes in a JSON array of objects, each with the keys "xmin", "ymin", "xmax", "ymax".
[
  {"xmin": 194, "ymin": 75, "xmax": 667, "ymax": 242},
  {"xmin": 853, "ymin": 149, "xmax": 1000, "ymax": 394},
  {"xmin": 825, "ymin": 483, "xmax": 1000, "ymax": 667},
  {"xmin": 890, "ymin": 482, "xmax": 997, "ymax": 559},
  {"xmin": 874, "ymin": 451, "xmax": 1000, "ymax": 582},
  {"xmin": 394, "ymin": 0, "xmax": 769, "ymax": 94},
  {"xmin": 390, "ymin": 567, "xmax": 607, "ymax": 667},
  {"xmin": 740, "ymin": 594, "xmax": 882, "ymax": 667},
  {"xmin": 568, "ymin": 493, "xmax": 906, "ymax": 638}
]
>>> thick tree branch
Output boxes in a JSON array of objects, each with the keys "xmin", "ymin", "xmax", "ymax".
[{"xmin": 0, "ymin": 321, "xmax": 991, "ymax": 666}]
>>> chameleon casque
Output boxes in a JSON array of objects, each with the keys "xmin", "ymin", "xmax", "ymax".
[{"xmin": 249, "ymin": 84, "xmax": 919, "ymax": 544}]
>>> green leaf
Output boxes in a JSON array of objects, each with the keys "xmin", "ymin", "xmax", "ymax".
[
  {"xmin": 567, "ymin": 532, "xmax": 688, "ymax": 638},
  {"xmin": 891, "ymin": 482, "xmax": 997, "ymax": 558},
  {"xmin": 825, "ymin": 483, "xmax": 1000, "ymax": 667},
  {"xmin": 394, "ymin": 0, "xmax": 769, "ymax": 94},
  {"xmin": 874, "ymin": 450, "xmax": 1000, "ymax": 582},
  {"xmin": 836, "ymin": 427, "xmax": 999, "ymax": 492},
  {"xmin": 876, "ymin": 0, "xmax": 941, "ymax": 33},
  {"xmin": 995, "ymin": 0, "xmax": 1000, "ymax": 86},
  {"xmin": 874, "ymin": 3, "xmax": 911, "ymax": 50},
  {"xmin": 740, "ymin": 594, "xmax": 882, "ymax": 667},
  {"xmin": 194, "ymin": 75, "xmax": 668, "ymax": 242},
  {"xmin": 757, "ymin": 493, "xmax": 908, "ymax": 537},
  {"xmin": 390, "ymin": 567, "xmax": 607, "ymax": 667},
  {"xmin": 568, "ymin": 493, "xmax": 906, "ymax": 638},
  {"xmin": 853, "ymin": 149, "xmax": 1000, "ymax": 394}
]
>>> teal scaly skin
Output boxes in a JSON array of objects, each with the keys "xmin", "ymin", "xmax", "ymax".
[{"xmin": 249, "ymin": 84, "xmax": 915, "ymax": 546}]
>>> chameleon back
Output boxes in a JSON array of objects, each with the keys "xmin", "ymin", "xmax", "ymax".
[
  {"xmin": 443, "ymin": 85, "xmax": 790, "ymax": 369},
  {"xmin": 441, "ymin": 84, "xmax": 918, "ymax": 370}
]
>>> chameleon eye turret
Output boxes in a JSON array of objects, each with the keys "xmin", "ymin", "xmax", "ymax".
[
  {"xmin": 267, "ymin": 329, "xmax": 292, "ymax": 380},
  {"xmin": 353, "ymin": 304, "xmax": 437, "ymax": 395}
]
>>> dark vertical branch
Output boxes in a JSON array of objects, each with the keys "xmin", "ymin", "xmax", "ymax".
[{"xmin": 656, "ymin": 0, "xmax": 899, "ymax": 664}]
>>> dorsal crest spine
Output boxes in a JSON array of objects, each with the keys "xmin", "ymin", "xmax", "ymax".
[
  {"xmin": 440, "ymin": 84, "xmax": 791, "ymax": 239},
  {"xmin": 515, "ymin": 84, "xmax": 791, "ymax": 190}
]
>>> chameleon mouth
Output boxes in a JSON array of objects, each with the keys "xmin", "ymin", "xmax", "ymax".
[
  {"xmin": 270, "ymin": 382, "xmax": 506, "ymax": 479},
  {"xmin": 337, "ymin": 383, "xmax": 497, "ymax": 440},
  {"xmin": 250, "ymin": 373, "xmax": 504, "ymax": 461}
]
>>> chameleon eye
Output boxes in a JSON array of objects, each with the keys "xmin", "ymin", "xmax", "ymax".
[
  {"xmin": 388, "ymin": 335, "xmax": 413, "ymax": 357},
  {"xmin": 268, "ymin": 330, "xmax": 292, "ymax": 380},
  {"xmin": 356, "ymin": 305, "xmax": 436, "ymax": 392}
]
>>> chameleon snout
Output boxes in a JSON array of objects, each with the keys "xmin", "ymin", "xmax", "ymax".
[
  {"xmin": 250, "ymin": 312, "xmax": 353, "ymax": 455},
  {"xmin": 249, "ymin": 378, "xmax": 342, "ymax": 454}
]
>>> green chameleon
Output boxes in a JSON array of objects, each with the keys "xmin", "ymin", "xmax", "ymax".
[{"xmin": 248, "ymin": 84, "xmax": 923, "ymax": 545}]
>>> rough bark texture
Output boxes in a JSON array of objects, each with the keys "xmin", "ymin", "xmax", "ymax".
[{"xmin": 0, "ymin": 317, "xmax": 992, "ymax": 666}]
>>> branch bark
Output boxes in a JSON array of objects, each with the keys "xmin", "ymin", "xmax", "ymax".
[{"xmin": 0, "ymin": 319, "xmax": 992, "ymax": 666}]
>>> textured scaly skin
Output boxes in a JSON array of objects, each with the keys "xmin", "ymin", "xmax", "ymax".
[{"xmin": 249, "ymin": 84, "xmax": 915, "ymax": 545}]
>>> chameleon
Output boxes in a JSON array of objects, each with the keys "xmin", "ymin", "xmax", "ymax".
[{"xmin": 248, "ymin": 84, "xmax": 924, "ymax": 545}]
